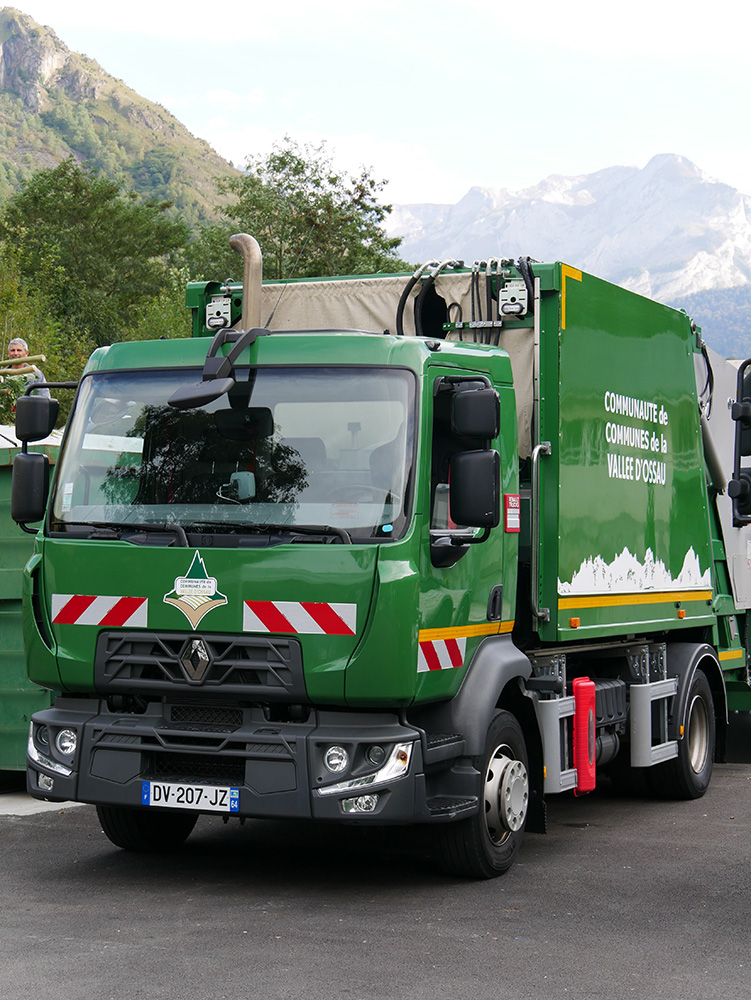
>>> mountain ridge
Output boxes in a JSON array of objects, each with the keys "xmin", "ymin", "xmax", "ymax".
[
  {"xmin": 0, "ymin": 6, "xmax": 238, "ymax": 221},
  {"xmin": 387, "ymin": 154, "xmax": 751, "ymax": 355},
  {"xmin": 388, "ymin": 154, "xmax": 751, "ymax": 303},
  {"xmin": 0, "ymin": 8, "xmax": 747, "ymax": 356}
]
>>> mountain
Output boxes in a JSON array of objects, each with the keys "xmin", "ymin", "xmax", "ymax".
[
  {"xmin": 0, "ymin": 10, "xmax": 747, "ymax": 355},
  {"xmin": 0, "ymin": 7, "xmax": 238, "ymax": 222},
  {"xmin": 388, "ymin": 155, "xmax": 751, "ymax": 357},
  {"xmin": 675, "ymin": 285, "xmax": 751, "ymax": 359}
]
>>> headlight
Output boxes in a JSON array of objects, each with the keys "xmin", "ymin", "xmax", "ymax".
[
  {"xmin": 55, "ymin": 728, "xmax": 77, "ymax": 756},
  {"xmin": 323, "ymin": 745, "xmax": 349, "ymax": 774},
  {"xmin": 318, "ymin": 742, "xmax": 413, "ymax": 797},
  {"xmin": 28, "ymin": 727, "xmax": 73, "ymax": 777}
]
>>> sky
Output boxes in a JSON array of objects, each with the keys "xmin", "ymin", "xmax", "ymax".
[{"xmin": 13, "ymin": 0, "xmax": 751, "ymax": 204}]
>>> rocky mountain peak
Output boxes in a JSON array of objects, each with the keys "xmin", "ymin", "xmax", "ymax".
[
  {"xmin": 390, "ymin": 153, "xmax": 751, "ymax": 303},
  {"xmin": 0, "ymin": 7, "xmax": 238, "ymax": 222},
  {"xmin": 0, "ymin": 8, "xmax": 72, "ymax": 112}
]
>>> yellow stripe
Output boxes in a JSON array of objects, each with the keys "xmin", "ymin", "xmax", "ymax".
[
  {"xmin": 418, "ymin": 620, "xmax": 514, "ymax": 642},
  {"xmin": 719, "ymin": 649, "xmax": 745, "ymax": 662},
  {"xmin": 558, "ymin": 590, "xmax": 713, "ymax": 610},
  {"xmin": 560, "ymin": 264, "xmax": 582, "ymax": 330}
]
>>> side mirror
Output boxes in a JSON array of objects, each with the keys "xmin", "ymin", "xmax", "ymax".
[
  {"xmin": 728, "ymin": 472, "xmax": 751, "ymax": 518},
  {"xmin": 15, "ymin": 395, "xmax": 59, "ymax": 443},
  {"xmin": 11, "ymin": 452, "xmax": 50, "ymax": 524},
  {"xmin": 451, "ymin": 387, "xmax": 499, "ymax": 440},
  {"xmin": 731, "ymin": 366, "xmax": 751, "ymax": 457},
  {"xmin": 449, "ymin": 450, "xmax": 500, "ymax": 528},
  {"xmin": 730, "ymin": 359, "xmax": 751, "ymax": 523}
]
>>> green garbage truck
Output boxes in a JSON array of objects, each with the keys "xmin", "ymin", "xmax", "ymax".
[
  {"xmin": 0, "ymin": 427, "xmax": 57, "ymax": 771},
  {"xmin": 12, "ymin": 236, "xmax": 751, "ymax": 876}
]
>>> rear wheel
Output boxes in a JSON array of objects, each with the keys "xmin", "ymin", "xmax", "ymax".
[
  {"xmin": 96, "ymin": 805, "xmax": 197, "ymax": 852},
  {"xmin": 434, "ymin": 710, "xmax": 529, "ymax": 878},
  {"xmin": 650, "ymin": 668, "xmax": 715, "ymax": 799}
]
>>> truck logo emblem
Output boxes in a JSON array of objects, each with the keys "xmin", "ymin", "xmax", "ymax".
[
  {"xmin": 163, "ymin": 551, "xmax": 227, "ymax": 628},
  {"xmin": 180, "ymin": 638, "xmax": 211, "ymax": 682}
]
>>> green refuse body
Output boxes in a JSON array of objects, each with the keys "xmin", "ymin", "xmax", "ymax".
[{"xmin": 0, "ymin": 436, "xmax": 56, "ymax": 770}]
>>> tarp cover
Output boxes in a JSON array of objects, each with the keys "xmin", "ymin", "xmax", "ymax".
[{"xmin": 260, "ymin": 273, "xmax": 535, "ymax": 457}]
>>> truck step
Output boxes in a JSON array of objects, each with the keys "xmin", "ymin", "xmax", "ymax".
[
  {"xmin": 426, "ymin": 795, "xmax": 478, "ymax": 819},
  {"xmin": 423, "ymin": 733, "xmax": 465, "ymax": 764}
]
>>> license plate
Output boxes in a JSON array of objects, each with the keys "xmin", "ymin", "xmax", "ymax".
[{"xmin": 141, "ymin": 780, "xmax": 239, "ymax": 813}]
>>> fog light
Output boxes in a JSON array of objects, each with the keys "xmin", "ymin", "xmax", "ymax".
[
  {"xmin": 366, "ymin": 745, "xmax": 386, "ymax": 766},
  {"xmin": 323, "ymin": 745, "xmax": 349, "ymax": 774},
  {"xmin": 38, "ymin": 773, "xmax": 54, "ymax": 792},
  {"xmin": 55, "ymin": 728, "xmax": 77, "ymax": 756},
  {"xmin": 37, "ymin": 725, "xmax": 49, "ymax": 747},
  {"xmin": 342, "ymin": 794, "xmax": 379, "ymax": 813}
]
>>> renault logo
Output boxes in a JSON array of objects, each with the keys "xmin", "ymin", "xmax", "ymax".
[{"xmin": 181, "ymin": 638, "xmax": 211, "ymax": 682}]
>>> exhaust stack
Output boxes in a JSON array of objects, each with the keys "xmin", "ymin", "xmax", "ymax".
[{"xmin": 229, "ymin": 233, "xmax": 263, "ymax": 330}]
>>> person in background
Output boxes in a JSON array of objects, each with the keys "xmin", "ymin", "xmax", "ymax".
[{"xmin": 6, "ymin": 337, "xmax": 50, "ymax": 398}]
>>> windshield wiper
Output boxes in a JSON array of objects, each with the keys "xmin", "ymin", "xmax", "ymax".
[
  {"xmin": 185, "ymin": 520, "xmax": 352, "ymax": 543},
  {"xmin": 53, "ymin": 520, "xmax": 189, "ymax": 547}
]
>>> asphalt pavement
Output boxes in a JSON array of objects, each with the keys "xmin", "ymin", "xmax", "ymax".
[{"xmin": 1, "ymin": 714, "xmax": 750, "ymax": 1000}]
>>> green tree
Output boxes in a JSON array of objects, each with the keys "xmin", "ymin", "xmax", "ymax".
[
  {"xmin": 0, "ymin": 241, "xmax": 94, "ymax": 423},
  {"xmin": 0, "ymin": 158, "xmax": 189, "ymax": 347},
  {"xmin": 126, "ymin": 263, "xmax": 192, "ymax": 342},
  {"xmin": 183, "ymin": 220, "xmax": 241, "ymax": 284},
  {"xmin": 211, "ymin": 137, "xmax": 410, "ymax": 280}
]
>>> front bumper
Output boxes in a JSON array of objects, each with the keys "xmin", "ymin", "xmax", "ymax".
[{"xmin": 27, "ymin": 698, "xmax": 442, "ymax": 823}]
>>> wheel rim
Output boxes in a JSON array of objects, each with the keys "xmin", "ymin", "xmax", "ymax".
[
  {"xmin": 483, "ymin": 743, "xmax": 529, "ymax": 845},
  {"xmin": 687, "ymin": 693, "xmax": 709, "ymax": 774}
]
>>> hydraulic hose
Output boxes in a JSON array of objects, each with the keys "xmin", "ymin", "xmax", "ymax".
[
  {"xmin": 486, "ymin": 258, "xmax": 502, "ymax": 346},
  {"xmin": 396, "ymin": 260, "xmax": 439, "ymax": 336},
  {"xmin": 485, "ymin": 258, "xmax": 499, "ymax": 332},
  {"xmin": 414, "ymin": 258, "xmax": 463, "ymax": 338},
  {"xmin": 517, "ymin": 256, "xmax": 535, "ymax": 312},
  {"xmin": 470, "ymin": 260, "xmax": 483, "ymax": 341},
  {"xmin": 698, "ymin": 338, "xmax": 714, "ymax": 419}
]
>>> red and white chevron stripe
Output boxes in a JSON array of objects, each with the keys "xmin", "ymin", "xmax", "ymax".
[
  {"xmin": 51, "ymin": 594, "xmax": 148, "ymax": 628},
  {"xmin": 417, "ymin": 637, "xmax": 467, "ymax": 672},
  {"xmin": 243, "ymin": 601, "xmax": 356, "ymax": 636}
]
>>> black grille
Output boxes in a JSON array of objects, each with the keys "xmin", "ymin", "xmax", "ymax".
[
  {"xmin": 171, "ymin": 705, "xmax": 243, "ymax": 727},
  {"xmin": 149, "ymin": 753, "xmax": 245, "ymax": 783},
  {"xmin": 98, "ymin": 732, "xmax": 141, "ymax": 746},
  {"xmin": 95, "ymin": 631, "xmax": 307, "ymax": 701}
]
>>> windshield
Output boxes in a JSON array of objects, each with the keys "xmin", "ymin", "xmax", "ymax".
[{"xmin": 51, "ymin": 366, "xmax": 416, "ymax": 542}]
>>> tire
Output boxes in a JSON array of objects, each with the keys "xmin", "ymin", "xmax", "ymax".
[
  {"xmin": 434, "ymin": 710, "xmax": 529, "ymax": 879},
  {"xmin": 96, "ymin": 804, "xmax": 198, "ymax": 852},
  {"xmin": 649, "ymin": 667, "xmax": 715, "ymax": 800}
]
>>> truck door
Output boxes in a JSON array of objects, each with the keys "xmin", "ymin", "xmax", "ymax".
[{"xmin": 416, "ymin": 369, "xmax": 515, "ymax": 701}]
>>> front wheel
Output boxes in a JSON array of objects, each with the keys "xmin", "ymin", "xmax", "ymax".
[
  {"xmin": 96, "ymin": 804, "xmax": 198, "ymax": 852},
  {"xmin": 650, "ymin": 667, "xmax": 715, "ymax": 800},
  {"xmin": 434, "ymin": 710, "xmax": 529, "ymax": 878}
]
